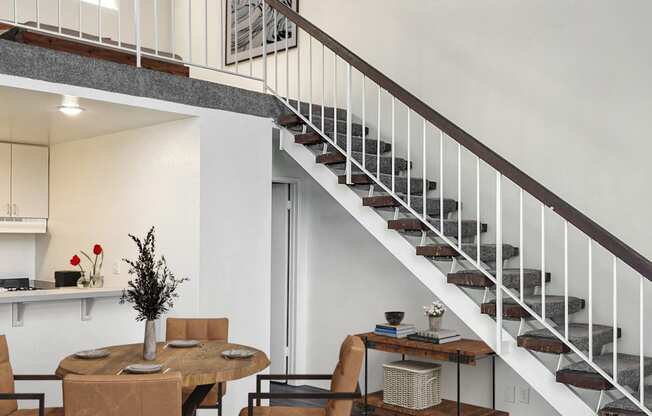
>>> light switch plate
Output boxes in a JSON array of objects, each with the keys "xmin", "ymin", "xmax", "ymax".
[
  {"xmin": 112, "ymin": 261, "xmax": 121, "ymax": 275},
  {"xmin": 504, "ymin": 385, "xmax": 515, "ymax": 403},
  {"xmin": 518, "ymin": 386, "xmax": 530, "ymax": 404}
]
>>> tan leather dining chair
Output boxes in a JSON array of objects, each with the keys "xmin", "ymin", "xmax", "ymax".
[
  {"xmin": 0, "ymin": 335, "xmax": 64, "ymax": 416},
  {"xmin": 241, "ymin": 335, "xmax": 364, "ymax": 416},
  {"xmin": 165, "ymin": 318, "xmax": 228, "ymax": 415},
  {"xmin": 63, "ymin": 372, "xmax": 182, "ymax": 416}
]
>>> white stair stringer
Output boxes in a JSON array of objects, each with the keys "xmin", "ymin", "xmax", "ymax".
[{"xmin": 281, "ymin": 129, "xmax": 595, "ymax": 416}]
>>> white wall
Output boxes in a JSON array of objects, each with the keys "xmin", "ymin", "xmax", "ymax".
[{"xmin": 272, "ymin": 137, "xmax": 558, "ymax": 415}]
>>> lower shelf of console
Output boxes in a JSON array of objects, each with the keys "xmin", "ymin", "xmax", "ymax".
[{"xmin": 355, "ymin": 391, "xmax": 508, "ymax": 416}]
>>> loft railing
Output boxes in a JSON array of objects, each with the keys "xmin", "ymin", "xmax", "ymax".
[{"xmin": 2, "ymin": 0, "xmax": 649, "ymax": 413}]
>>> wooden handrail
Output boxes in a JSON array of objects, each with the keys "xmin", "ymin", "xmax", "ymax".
[{"xmin": 265, "ymin": 0, "xmax": 652, "ymax": 282}]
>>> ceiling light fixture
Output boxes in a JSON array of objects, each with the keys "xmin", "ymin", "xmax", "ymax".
[{"xmin": 58, "ymin": 95, "xmax": 85, "ymax": 117}]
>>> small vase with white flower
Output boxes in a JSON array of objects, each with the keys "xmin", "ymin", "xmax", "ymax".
[{"xmin": 423, "ymin": 301, "xmax": 446, "ymax": 332}]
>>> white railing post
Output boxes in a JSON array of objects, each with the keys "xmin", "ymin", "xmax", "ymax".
[
  {"xmin": 262, "ymin": 1, "xmax": 267, "ymax": 92},
  {"xmin": 134, "ymin": 0, "xmax": 141, "ymax": 67},
  {"xmin": 588, "ymin": 238, "xmax": 593, "ymax": 361},
  {"xmin": 496, "ymin": 171, "xmax": 503, "ymax": 354},
  {"xmin": 541, "ymin": 203, "xmax": 546, "ymax": 321},
  {"xmin": 346, "ymin": 63, "xmax": 352, "ymax": 184},
  {"xmin": 613, "ymin": 256, "xmax": 618, "ymax": 384}
]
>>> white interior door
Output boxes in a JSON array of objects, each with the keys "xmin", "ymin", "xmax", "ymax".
[
  {"xmin": 11, "ymin": 144, "xmax": 49, "ymax": 218},
  {"xmin": 271, "ymin": 183, "xmax": 291, "ymax": 376},
  {"xmin": 0, "ymin": 144, "xmax": 10, "ymax": 217}
]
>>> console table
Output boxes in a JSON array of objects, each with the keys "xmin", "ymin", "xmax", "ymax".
[{"xmin": 356, "ymin": 333, "xmax": 507, "ymax": 416}]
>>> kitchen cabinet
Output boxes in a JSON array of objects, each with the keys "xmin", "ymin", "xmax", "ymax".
[
  {"xmin": 0, "ymin": 143, "xmax": 48, "ymax": 219},
  {"xmin": 0, "ymin": 144, "xmax": 10, "ymax": 216}
]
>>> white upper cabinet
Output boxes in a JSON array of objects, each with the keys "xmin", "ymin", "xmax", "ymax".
[
  {"xmin": 9, "ymin": 144, "xmax": 49, "ymax": 219},
  {"xmin": 0, "ymin": 144, "xmax": 10, "ymax": 217}
]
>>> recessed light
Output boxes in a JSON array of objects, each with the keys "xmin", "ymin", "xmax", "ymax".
[{"xmin": 58, "ymin": 95, "xmax": 85, "ymax": 116}]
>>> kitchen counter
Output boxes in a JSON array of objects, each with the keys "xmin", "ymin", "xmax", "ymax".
[
  {"xmin": 0, "ymin": 286, "xmax": 124, "ymax": 304},
  {"xmin": 0, "ymin": 286, "xmax": 126, "ymax": 327}
]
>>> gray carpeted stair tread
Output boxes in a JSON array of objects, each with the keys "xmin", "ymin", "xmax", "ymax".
[
  {"xmin": 317, "ymin": 151, "xmax": 409, "ymax": 175},
  {"xmin": 284, "ymin": 114, "xmax": 368, "ymax": 136},
  {"xmin": 600, "ymin": 388, "xmax": 652, "ymax": 415},
  {"xmin": 518, "ymin": 323, "xmax": 621, "ymax": 354},
  {"xmin": 417, "ymin": 243, "xmax": 519, "ymax": 262},
  {"xmin": 297, "ymin": 131, "xmax": 391, "ymax": 155},
  {"xmin": 557, "ymin": 354, "xmax": 652, "ymax": 390},
  {"xmin": 388, "ymin": 217, "xmax": 485, "ymax": 238},
  {"xmin": 363, "ymin": 195, "xmax": 457, "ymax": 217},
  {"xmin": 338, "ymin": 174, "xmax": 436, "ymax": 195},
  {"xmin": 481, "ymin": 295, "xmax": 585, "ymax": 320},
  {"xmin": 448, "ymin": 268, "xmax": 549, "ymax": 289}
]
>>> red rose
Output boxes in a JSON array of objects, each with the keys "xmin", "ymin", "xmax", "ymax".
[
  {"xmin": 70, "ymin": 255, "xmax": 81, "ymax": 266},
  {"xmin": 93, "ymin": 244, "xmax": 103, "ymax": 255}
]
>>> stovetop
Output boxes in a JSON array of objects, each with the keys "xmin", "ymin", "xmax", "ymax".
[{"xmin": 0, "ymin": 277, "xmax": 55, "ymax": 292}]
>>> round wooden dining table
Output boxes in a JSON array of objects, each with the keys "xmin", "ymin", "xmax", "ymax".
[{"xmin": 56, "ymin": 340, "xmax": 270, "ymax": 416}]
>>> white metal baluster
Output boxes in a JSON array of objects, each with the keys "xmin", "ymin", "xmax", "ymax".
[
  {"xmin": 457, "ymin": 143, "xmax": 461, "ymax": 249},
  {"xmin": 588, "ymin": 238, "xmax": 593, "ymax": 361},
  {"xmin": 248, "ymin": 0, "xmax": 253, "ymax": 76},
  {"xmin": 204, "ymin": 0, "xmax": 208, "ymax": 64},
  {"xmin": 13, "ymin": 0, "xmax": 17, "ymax": 24},
  {"xmin": 262, "ymin": 1, "xmax": 267, "ymax": 92},
  {"xmin": 118, "ymin": 0, "xmax": 122, "ymax": 47},
  {"xmin": 362, "ymin": 76, "xmax": 366, "ymax": 170},
  {"xmin": 285, "ymin": 16, "xmax": 288, "ymax": 102},
  {"xmin": 321, "ymin": 43, "xmax": 324, "ymax": 131},
  {"xmin": 564, "ymin": 221, "xmax": 569, "ymax": 339},
  {"xmin": 273, "ymin": 9, "xmax": 278, "ymax": 90},
  {"xmin": 407, "ymin": 110, "xmax": 411, "ymax": 207},
  {"xmin": 541, "ymin": 203, "xmax": 546, "ymax": 321},
  {"xmin": 391, "ymin": 97, "xmax": 395, "ymax": 193},
  {"xmin": 155, "ymin": 0, "xmax": 160, "ymax": 54},
  {"xmin": 97, "ymin": 0, "xmax": 102, "ymax": 42},
  {"xmin": 439, "ymin": 131, "xmax": 444, "ymax": 233},
  {"xmin": 377, "ymin": 88, "xmax": 381, "ymax": 179},
  {"xmin": 496, "ymin": 172, "xmax": 503, "ymax": 354},
  {"xmin": 188, "ymin": 0, "xmax": 192, "ymax": 63},
  {"xmin": 296, "ymin": 28, "xmax": 300, "ymax": 112},
  {"xmin": 423, "ymin": 120, "xmax": 427, "ymax": 220},
  {"xmin": 58, "ymin": 0, "xmax": 61, "ymax": 33},
  {"xmin": 333, "ymin": 55, "xmax": 337, "ymax": 140},
  {"xmin": 476, "ymin": 158, "xmax": 480, "ymax": 264},
  {"xmin": 309, "ymin": 37, "xmax": 313, "ymax": 122},
  {"xmin": 169, "ymin": 0, "xmax": 174, "ymax": 59},
  {"xmin": 219, "ymin": 0, "xmax": 224, "ymax": 69},
  {"xmin": 613, "ymin": 256, "xmax": 618, "ymax": 384},
  {"xmin": 640, "ymin": 277, "xmax": 645, "ymax": 404},
  {"xmin": 135, "ymin": 0, "xmax": 141, "ymax": 67},
  {"xmin": 346, "ymin": 63, "xmax": 352, "ymax": 185},
  {"xmin": 519, "ymin": 189, "xmax": 524, "ymax": 301},
  {"xmin": 36, "ymin": 0, "xmax": 39, "ymax": 29}
]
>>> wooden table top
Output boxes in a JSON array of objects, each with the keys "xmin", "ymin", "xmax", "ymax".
[
  {"xmin": 56, "ymin": 341, "xmax": 270, "ymax": 388},
  {"xmin": 358, "ymin": 333, "xmax": 495, "ymax": 365}
]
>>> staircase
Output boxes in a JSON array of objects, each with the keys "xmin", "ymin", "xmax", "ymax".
[{"xmin": 273, "ymin": 102, "xmax": 651, "ymax": 416}]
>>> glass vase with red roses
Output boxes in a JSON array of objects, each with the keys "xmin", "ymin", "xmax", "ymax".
[{"xmin": 70, "ymin": 244, "xmax": 104, "ymax": 288}]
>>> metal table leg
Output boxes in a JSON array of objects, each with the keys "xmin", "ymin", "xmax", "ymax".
[
  {"xmin": 457, "ymin": 350, "xmax": 461, "ymax": 416},
  {"xmin": 182, "ymin": 384, "xmax": 215, "ymax": 416},
  {"xmin": 492, "ymin": 355, "xmax": 496, "ymax": 410},
  {"xmin": 364, "ymin": 336, "xmax": 369, "ymax": 416}
]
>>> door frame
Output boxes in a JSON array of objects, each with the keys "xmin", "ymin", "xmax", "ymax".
[{"xmin": 271, "ymin": 177, "xmax": 299, "ymax": 381}]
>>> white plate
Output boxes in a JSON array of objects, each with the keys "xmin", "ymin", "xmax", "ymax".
[
  {"xmin": 124, "ymin": 364, "xmax": 163, "ymax": 374},
  {"xmin": 221, "ymin": 349, "xmax": 255, "ymax": 359},
  {"xmin": 168, "ymin": 340, "xmax": 200, "ymax": 348},
  {"xmin": 75, "ymin": 349, "xmax": 110, "ymax": 359}
]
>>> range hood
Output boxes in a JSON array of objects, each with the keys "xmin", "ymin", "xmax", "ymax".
[{"xmin": 0, "ymin": 218, "xmax": 47, "ymax": 234}]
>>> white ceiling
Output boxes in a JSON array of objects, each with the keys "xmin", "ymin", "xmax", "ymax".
[{"xmin": 0, "ymin": 85, "xmax": 190, "ymax": 145}]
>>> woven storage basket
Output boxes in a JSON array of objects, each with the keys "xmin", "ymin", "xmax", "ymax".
[{"xmin": 382, "ymin": 360, "xmax": 441, "ymax": 410}]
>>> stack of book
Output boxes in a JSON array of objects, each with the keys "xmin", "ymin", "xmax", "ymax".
[
  {"xmin": 407, "ymin": 329, "xmax": 461, "ymax": 344},
  {"xmin": 374, "ymin": 323, "xmax": 417, "ymax": 338}
]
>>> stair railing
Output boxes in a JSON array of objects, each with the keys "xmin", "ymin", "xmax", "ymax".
[{"xmin": 262, "ymin": 1, "xmax": 651, "ymax": 413}]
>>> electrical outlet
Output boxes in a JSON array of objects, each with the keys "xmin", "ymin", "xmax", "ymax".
[
  {"xmin": 112, "ymin": 261, "xmax": 121, "ymax": 275},
  {"xmin": 518, "ymin": 386, "xmax": 530, "ymax": 404},
  {"xmin": 504, "ymin": 385, "xmax": 515, "ymax": 403}
]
